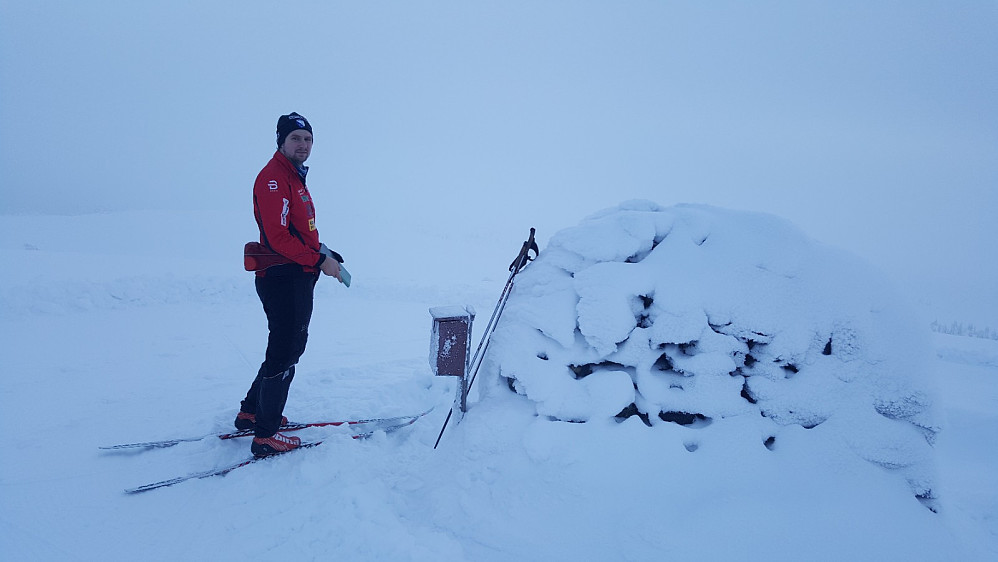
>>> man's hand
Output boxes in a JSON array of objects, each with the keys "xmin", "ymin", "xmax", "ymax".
[{"xmin": 320, "ymin": 256, "xmax": 341, "ymax": 280}]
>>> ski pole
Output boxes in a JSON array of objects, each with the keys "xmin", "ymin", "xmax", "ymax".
[
  {"xmin": 433, "ymin": 228, "xmax": 537, "ymax": 449},
  {"xmin": 432, "ymin": 268, "xmax": 515, "ymax": 449}
]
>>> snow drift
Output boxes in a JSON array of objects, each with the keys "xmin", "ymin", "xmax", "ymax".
[{"xmin": 488, "ymin": 200, "xmax": 939, "ymax": 505}]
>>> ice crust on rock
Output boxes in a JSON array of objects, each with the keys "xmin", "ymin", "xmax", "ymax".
[{"xmin": 488, "ymin": 201, "xmax": 939, "ymax": 504}]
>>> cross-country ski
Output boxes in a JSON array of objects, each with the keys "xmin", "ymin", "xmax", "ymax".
[
  {"xmin": 100, "ymin": 409, "xmax": 433, "ymax": 451},
  {"xmin": 124, "ymin": 442, "xmax": 324, "ymax": 494}
]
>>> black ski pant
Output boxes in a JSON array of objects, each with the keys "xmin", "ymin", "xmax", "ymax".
[{"xmin": 240, "ymin": 269, "xmax": 318, "ymax": 438}]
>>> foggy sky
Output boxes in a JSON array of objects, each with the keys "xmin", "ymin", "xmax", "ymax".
[{"xmin": 1, "ymin": 1, "xmax": 995, "ymax": 325}]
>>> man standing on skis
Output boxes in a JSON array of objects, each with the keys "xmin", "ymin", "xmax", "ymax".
[{"xmin": 236, "ymin": 112, "xmax": 342, "ymax": 457}]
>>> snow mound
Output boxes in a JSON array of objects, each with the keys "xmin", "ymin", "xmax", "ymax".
[{"xmin": 488, "ymin": 201, "xmax": 939, "ymax": 504}]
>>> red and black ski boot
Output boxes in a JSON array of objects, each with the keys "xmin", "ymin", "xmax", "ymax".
[{"xmin": 251, "ymin": 432, "xmax": 301, "ymax": 457}]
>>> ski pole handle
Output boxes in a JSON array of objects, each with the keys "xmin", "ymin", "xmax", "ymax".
[{"xmin": 509, "ymin": 227, "xmax": 538, "ymax": 273}]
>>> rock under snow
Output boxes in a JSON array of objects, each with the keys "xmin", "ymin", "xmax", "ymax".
[{"xmin": 488, "ymin": 200, "xmax": 939, "ymax": 505}]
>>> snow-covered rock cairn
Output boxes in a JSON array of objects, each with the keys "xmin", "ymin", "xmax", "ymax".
[{"xmin": 489, "ymin": 200, "xmax": 939, "ymax": 506}]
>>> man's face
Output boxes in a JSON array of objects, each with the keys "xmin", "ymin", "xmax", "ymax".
[{"xmin": 280, "ymin": 129, "xmax": 313, "ymax": 166}]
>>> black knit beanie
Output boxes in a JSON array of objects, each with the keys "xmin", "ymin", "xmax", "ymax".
[{"xmin": 276, "ymin": 112, "xmax": 313, "ymax": 148}]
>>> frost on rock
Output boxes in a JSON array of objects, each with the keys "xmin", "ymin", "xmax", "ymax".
[{"xmin": 488, "ymin": 201, "xmax": 940, "ymax": 507}]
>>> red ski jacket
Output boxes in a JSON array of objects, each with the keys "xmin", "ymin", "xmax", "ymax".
[{"xmin": 252, "ymin": 151, "xmax": 324, "ymax": 276}]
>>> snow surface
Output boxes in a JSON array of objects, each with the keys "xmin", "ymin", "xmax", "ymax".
[{"xmin": 1, "ymin": 206, "xmax": 996, "ymax": 560}]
